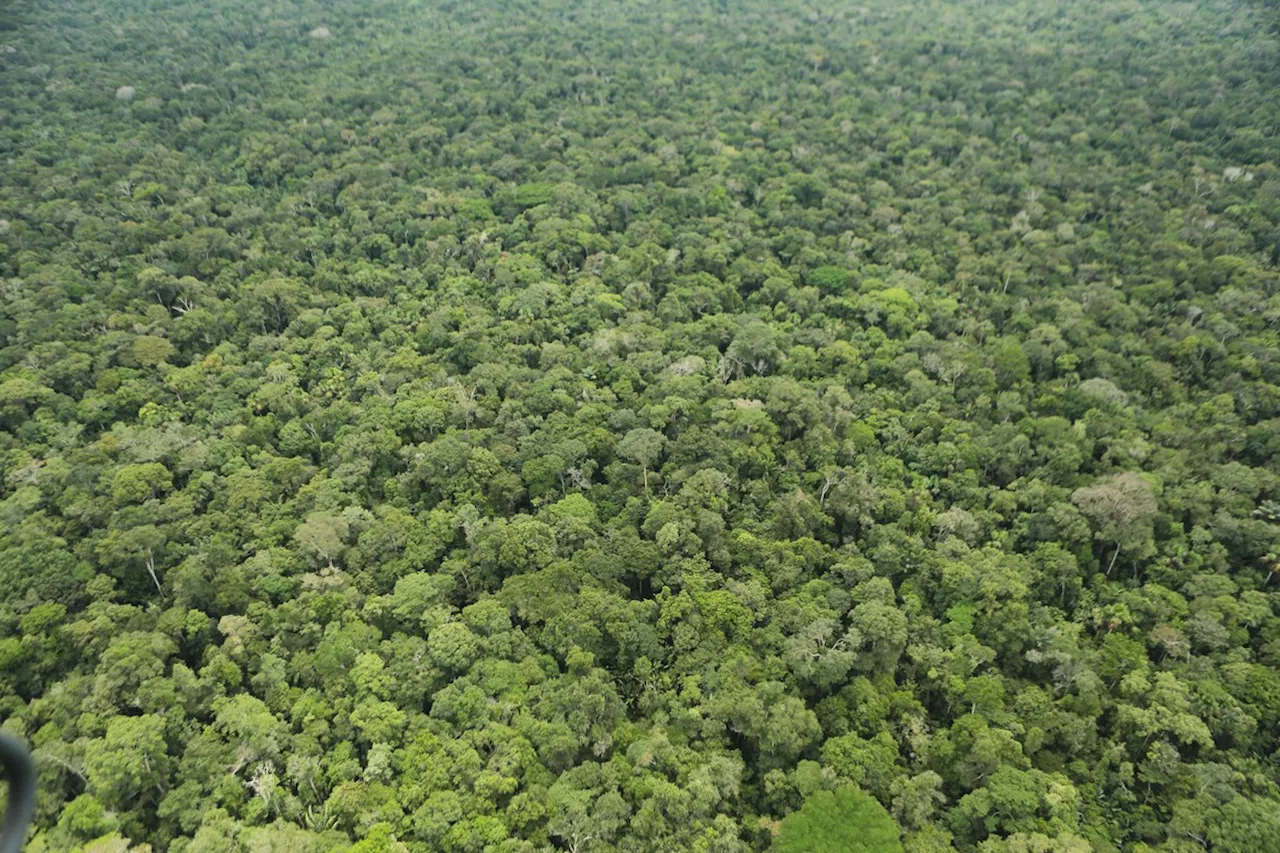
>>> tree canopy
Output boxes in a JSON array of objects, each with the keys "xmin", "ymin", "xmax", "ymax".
[
  {"xmin": 776, "ymin": 787, "xmax": 903, "ymax": 853},
  {"xmin": 1, "ymin": 0, "xmax": 1280, "ymax": 850}
]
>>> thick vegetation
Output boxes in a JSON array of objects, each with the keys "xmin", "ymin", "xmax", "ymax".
[{"xmin": 2, "ymin": 0, "xmax": 1280, "ymax": 850}]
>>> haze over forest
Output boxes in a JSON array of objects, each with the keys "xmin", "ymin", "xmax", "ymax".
[{"xmin": 1, "ymin": 0, "xmax": 1280, "ymax": 851}]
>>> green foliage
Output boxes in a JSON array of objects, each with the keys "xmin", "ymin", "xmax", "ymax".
[
  {"xmin": 513, "ymin": 183, "xmax": 557, "ymax": 210},
  {"xmin": 808, "ymin": 267, "xmax": 854, "ymax": 295},
  {"xmin": 776, "ymin": 787, "xmax": 904, "ymax": 853},
  {"xmin": 2, "ymin": 0, "xmax": 1280, "ymax": 850},
  {"xmin": 84, "ymin": 715, "xmax": 170, "ymax": 810}
]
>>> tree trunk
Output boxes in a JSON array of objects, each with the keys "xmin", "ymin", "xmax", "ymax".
[
  {"xmin": 1106, "ymin": 544, "xmax": 1121, "ymax": 576},
  {"xmin": 145, "ymin": 553, "xmax": 162, "ymax": 592}
]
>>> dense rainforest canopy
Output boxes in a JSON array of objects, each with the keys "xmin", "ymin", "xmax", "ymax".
[{"xmin": 2, "ymin": 0, "xmax": 1280, "ymax": 850}]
